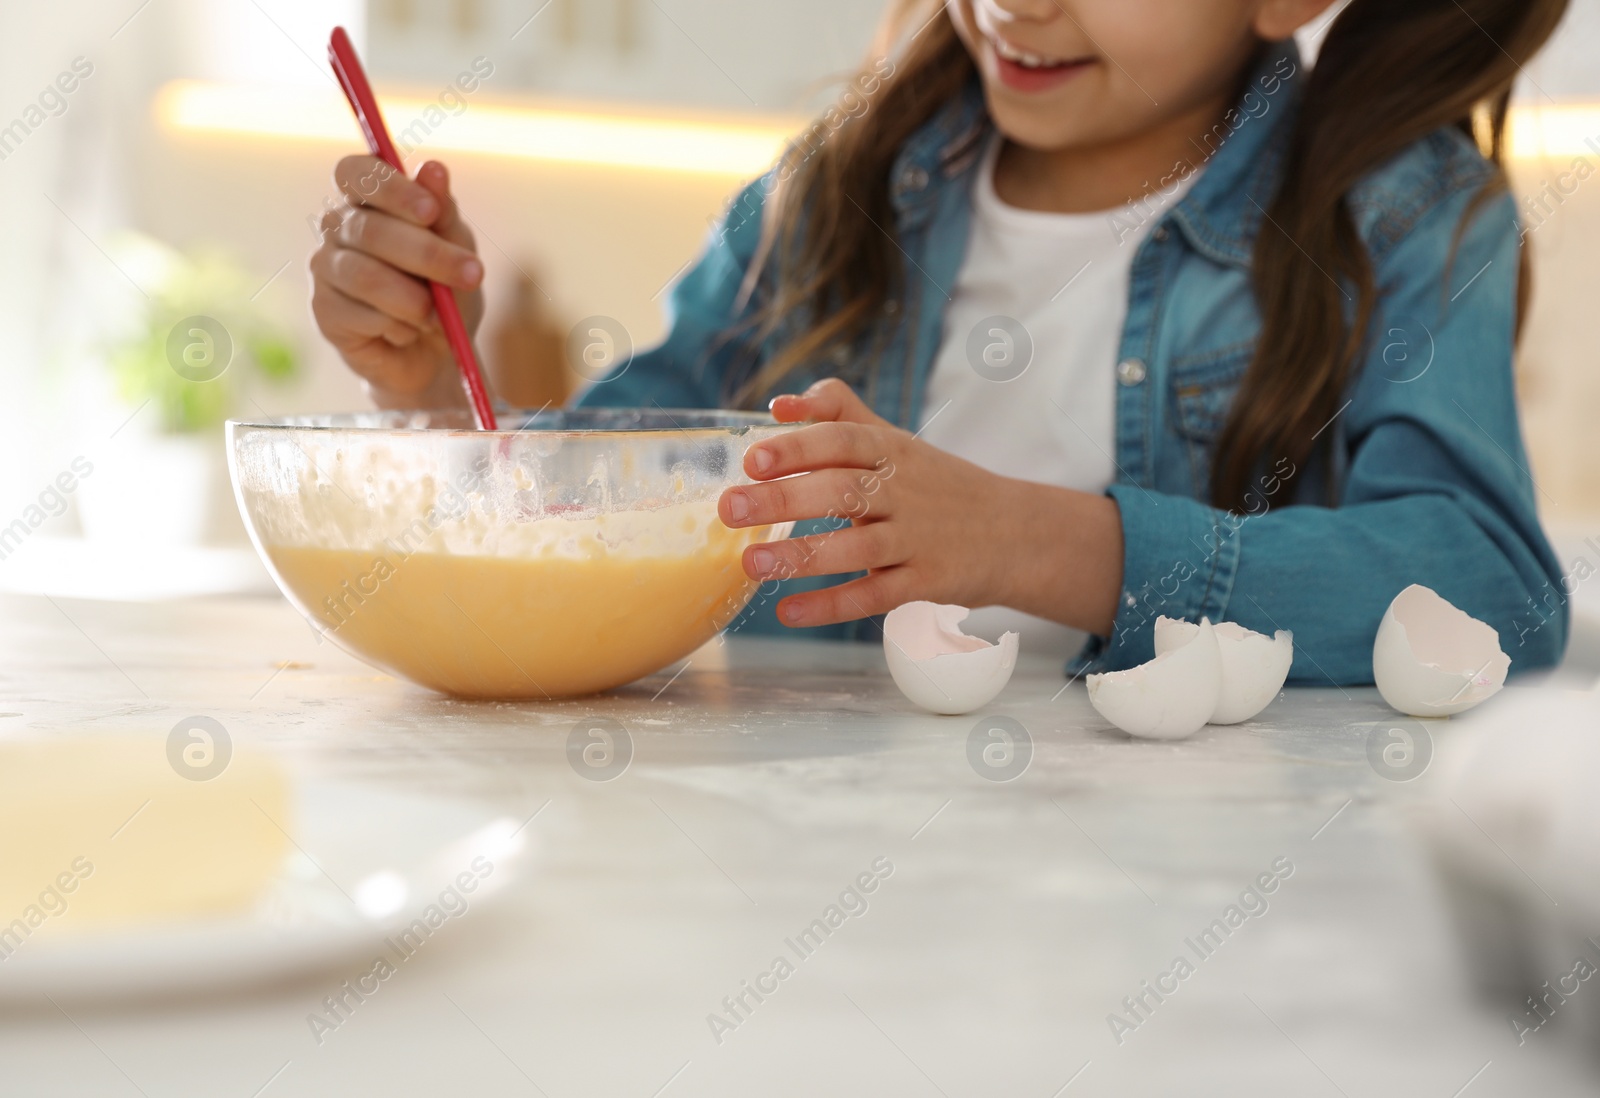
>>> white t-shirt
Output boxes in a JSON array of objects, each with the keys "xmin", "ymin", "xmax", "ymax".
[{"xmin": 915, "ymin": 136, "xmax": 1197, "ymax": 654}]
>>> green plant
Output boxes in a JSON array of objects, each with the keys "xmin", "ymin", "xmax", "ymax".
[{"xmin": 106, "ymin": 233, "xmax": 299, "ymax": 434}]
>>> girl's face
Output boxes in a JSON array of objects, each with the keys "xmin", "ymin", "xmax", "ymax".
[{"xmin": 945, "ymin": 0, "xmax": 1326, "ymax": 152}]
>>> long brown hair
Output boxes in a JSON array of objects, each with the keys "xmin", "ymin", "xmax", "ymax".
[
  {"xmin": 738, "ymin": 0, "xmax": 1567, "ymax": 510},
  {"xmin": 731, "ymin": 1, "xmax": 972, "ymax": 403},
  {"xmin": 1214, "ymin": 0, "xmax": 1566, "ymax": 509}
]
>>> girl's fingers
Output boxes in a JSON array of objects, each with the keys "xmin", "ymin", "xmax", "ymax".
[
  {"xmin": 744, "ymin": 421, "xmax": 897, "ymax": 479},
  {"xmin": 309, "ymin": 286, "xmax": 448, "ymax": 396},
  {"xmin": 770, "ymin": 377, "xmax": 887, "ymax": 427},
  {"xmin": 775, "ymin": 569, "xmax": 915, "ymax": 628},
  {"xmin": 412, "ymin": 161, "xmax": 477, "ymax": 252},
  {"xmin": 720, "ymin": 467, "xmax": 891, "ymax": 529},
  {"xmin": 346, "ymin": 344, "xmax": 455, "ymax": 400},
  {"xmin": 335, "ymin": 206, "xmax": 483, "ymax": 291},
  {"xmin": 315, "ymin": 156, "xmax": 483, "ymax": 401},
  {"xmin": 319, "ymin": 245, "xmax": 437, "ymax": 329},
  {"xmin": 333, "ymin": 155, "xmax": 438, "ymax": 225},
  {"xmin": 310, "ymin": 282, "xmax": 421, "ymax": 349},
  {"xmin": 743, "ymin": 523, "xmax": 903, "ymax": 583}
]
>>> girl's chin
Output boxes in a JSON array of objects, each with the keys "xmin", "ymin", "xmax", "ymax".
[{"xmin": 984, "ymin": 108, "xmax": 1096, "ymax": 154}]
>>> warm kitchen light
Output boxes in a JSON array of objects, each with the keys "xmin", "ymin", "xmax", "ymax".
[
  {"xmin": 155, "ymin": 82, "xmax": 1596, "ymax": 170},
  {"xmin": 1506, "ymin": 103, "xmax": 1600, "ymax": 160},
  {"xmin": 153, "ymin": 79, "xmax": 800, "ymax": 176}
]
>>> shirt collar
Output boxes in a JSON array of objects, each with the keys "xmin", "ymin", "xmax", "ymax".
[
  {"xmin": 888, "ymin": 77, "xmax": 989, "ymax": 227},
  {"xmin": 1168, "ymin": 39, "xmax": 1303, "ymax": 269}
]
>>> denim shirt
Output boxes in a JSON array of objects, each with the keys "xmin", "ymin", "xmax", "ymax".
[{"xmin": 578, "ymin": 40, "xmax": 1568, "ymax": 684}]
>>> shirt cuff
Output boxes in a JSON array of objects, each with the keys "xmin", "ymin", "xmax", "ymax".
[{"xmin": 1068, "ymin": 483, "xmax": 1243, "ymax": 676}]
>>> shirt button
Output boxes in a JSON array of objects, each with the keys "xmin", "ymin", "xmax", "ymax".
[
  {"xmin": 899, "ymin": 165, "xmax": 929, "ymax": 192},
  {"xmin": 1117, "ymin": 358, "xmax": 1147, "ymax": 386},
  {"xmin": 1152, "ymin": 226, "xmax": 1170, "ymax": 242}
]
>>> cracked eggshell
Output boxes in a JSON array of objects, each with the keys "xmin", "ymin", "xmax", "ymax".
[
  {"xmin": 1373, "ymin": 584, "xmax": 1509, "ymax": 717},
  {"xmin": 1087, "ymin": 617, "xmax": 1222, "ymax": 740},
  {"xmin": 883, "ymin": 602, "xmax": 1018, "ymax": 715},
  {"xmin": 1154, "ymin": 618, "xmax": 1293, "ymax": 724}
]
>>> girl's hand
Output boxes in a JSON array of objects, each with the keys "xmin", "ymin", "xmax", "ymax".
[
  {"xmin": 309, "ymin": 157, "xmax": 486, "ymax": 409},
  {"xmin": 715, "ymin": 379, "xmax": 1016, "ymax": 627},
  {"xmin": 719, "ymin": 378, "xmax": 1125, "ymax": 633}
]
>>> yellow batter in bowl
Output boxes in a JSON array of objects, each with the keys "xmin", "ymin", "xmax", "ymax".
[{"xmin": 229, "ymin": 409, "xmax": 793, "ymax": 700}]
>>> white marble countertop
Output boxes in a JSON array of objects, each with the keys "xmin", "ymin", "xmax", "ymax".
[{"xmin": 1, "ymin": 592, "xmax": 1596, "ymax": 1097}]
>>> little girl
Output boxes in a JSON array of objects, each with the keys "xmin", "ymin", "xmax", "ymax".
[{"xmin": 309, "ymin": 0, "xmax": 1571, "ymax": 684}]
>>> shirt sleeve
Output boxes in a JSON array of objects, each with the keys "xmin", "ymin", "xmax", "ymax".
[
  {"xmin": 574, "ymin": 175, "xmax": 772, "ymax": 411},
  {"xmin": 1076, "ymin": 185, "xmax": 1567, "ymax": 685}
]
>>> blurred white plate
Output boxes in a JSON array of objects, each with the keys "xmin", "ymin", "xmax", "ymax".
[
  {"xmin": 0, "ymin": 781, "xmax": 533, "ymax": 1003},
  {"xmin": 0, "ymin": 536, "xmax": 277, "ymax": 601}
]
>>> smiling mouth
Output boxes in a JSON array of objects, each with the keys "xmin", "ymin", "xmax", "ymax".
[{"xmin": 988, "ymin": 34, "xmax": 1092, "ymax": 73}]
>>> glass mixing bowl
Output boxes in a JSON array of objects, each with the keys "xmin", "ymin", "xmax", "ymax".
[{"xmin": 228, "ymin": 408, "xmax": 796, "ymax": 699}]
